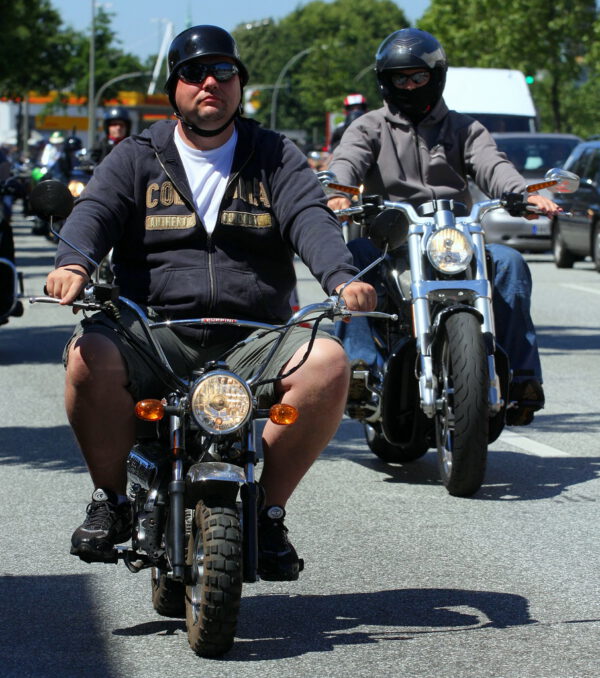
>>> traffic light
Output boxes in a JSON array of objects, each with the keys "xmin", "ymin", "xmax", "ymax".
[{"xmin": 525, "ymin": 75, "xmax": 535, "ymax": 85}]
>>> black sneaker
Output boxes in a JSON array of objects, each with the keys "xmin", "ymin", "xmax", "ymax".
[
  {"xmin": 70, "ymin": 488, "xmax": 132, "ymax": 563},
  {"xmin": 506, "ymin": 379, "xmax": 545, "ymax": 426},
  {"xmin": 258, "ymin": 506, "xmax": 304, "ymax": 581}
]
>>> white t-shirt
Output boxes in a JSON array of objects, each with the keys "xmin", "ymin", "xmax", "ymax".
[{"xmin": 174, "ymin": 126, "xmax": 238, "ymax": 234}]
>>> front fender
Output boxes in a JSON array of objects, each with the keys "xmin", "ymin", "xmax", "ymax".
[{"xmin": 185, "ymin": 461, "xmax": 245, "ymax": 507}]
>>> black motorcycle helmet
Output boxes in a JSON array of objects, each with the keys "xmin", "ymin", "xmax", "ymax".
[
  {"xmin": 165, "ymin": 25, "xmax": 248, "ymax": 137},
  {"xmin": 64, "ymin": 135, "xmax": 83, "ymax": 152},
  {"xmin": 103, "ymin": 106, "xmax": 131, "ymax": 136},
  {"xmin": 375, "ymin": 28, "xmax": 448, "ymax": 122}
]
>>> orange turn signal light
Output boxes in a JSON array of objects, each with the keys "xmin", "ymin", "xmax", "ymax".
[
  {"xmin": 269, "ymin": 403, "xmax": 299, "ymax": 425},
  {"xmin": 527, "ymin": 180, "xmax": 557, "ymax": 193},
  {"xmin": 135, "ymin": 399, "xmax": 165, "ymax": 421}
]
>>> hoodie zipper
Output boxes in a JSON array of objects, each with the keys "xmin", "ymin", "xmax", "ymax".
[{"xmin": 154, "ymin": 140, "xmax": 255, "ymax": 317}]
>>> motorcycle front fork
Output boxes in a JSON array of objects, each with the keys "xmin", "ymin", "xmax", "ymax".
[{"xmin": 407, "ymin": 235, "xmax": 503, "ymax": 418}]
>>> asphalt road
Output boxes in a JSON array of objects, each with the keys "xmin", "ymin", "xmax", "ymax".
[{"xmin": 1, "ymin": 213, "xmax": 598, "ymax": 678}]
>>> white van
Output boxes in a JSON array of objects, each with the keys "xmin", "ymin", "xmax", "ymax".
[{"xmin": 443, "ymin": 67, "xmax": 538, "ymax": 133}]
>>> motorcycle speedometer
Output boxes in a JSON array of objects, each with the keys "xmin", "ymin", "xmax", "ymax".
[
  {"xmin": 190, "ymin": 370, "xmax": 252, "ymax": 435},
  {"xmin": 426, "ymin": 227, "xmax": 473, "ymax": 274}
]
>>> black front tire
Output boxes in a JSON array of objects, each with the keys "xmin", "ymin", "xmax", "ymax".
[
  {"xmin": 185, "ymin": 501, "xmax": 242, "ymax": 658},
  {"xmin": 365, "ymin": 422, "xmax": 429, "ymax": 463},
  {"xmin": 552, "ymin": 223, "xmax": 576, "ymax": 268},
  {"xmin": 435, "ymin": 313, "xmax": 489, "ymax": 497}
]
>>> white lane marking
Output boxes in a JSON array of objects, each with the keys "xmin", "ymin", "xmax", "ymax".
[
  {"xmin": 560, "ymin": 283, "xmax": 600, "ymax": 297},
  {"xmin": 499, "ymin": 430, "xmax": 571, "ymax": 457}
]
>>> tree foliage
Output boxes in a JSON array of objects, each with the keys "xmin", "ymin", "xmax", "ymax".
[
  {"xmin": 0, "ymin": 0, "xmax": 79, "ymax": 97},
  {"xmin": 0, "ymin": 1, "xmax": 146, "ymax": 103},
  {"xmin": 233, "ymin": 0, "xmax": 410, "ymax": 144},
  {"xmin": 418, "ymin": 0, "xmax": 597, "ymax": 134}
]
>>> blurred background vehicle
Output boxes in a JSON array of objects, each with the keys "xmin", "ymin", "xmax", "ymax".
[
  {"xmin": 550, "ymin": 138, "xmax": 600, "ymax": 271},
  {"xmin": 470, "ymin": 132, "xmax": 581, "ymax": 252}
]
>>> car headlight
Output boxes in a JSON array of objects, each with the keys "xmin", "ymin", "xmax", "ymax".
[
  {"xmin": 426, "ymin": 227, "xmax": 473, "ymax": 274},
  {"xmin": 68, "ymin": 180, "xmax": 86, "ymax": 197},
  {"xmin": 190, "ymin": 371, "xmax": 252, "ymax": 435}
]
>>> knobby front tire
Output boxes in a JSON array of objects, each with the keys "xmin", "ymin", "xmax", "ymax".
[{"xmin": 185, "ymin": 501, "xmax": 243, "ymax": 658}]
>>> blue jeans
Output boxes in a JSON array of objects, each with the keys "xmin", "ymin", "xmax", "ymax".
[{"xmin": 336, "ymin": 239, "xmax": 542, "ymax": 383}]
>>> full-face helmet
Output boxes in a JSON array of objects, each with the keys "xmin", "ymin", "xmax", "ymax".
[{"xmin": 375, "ymin": 28, "xmax": 448, "ymax": 120}]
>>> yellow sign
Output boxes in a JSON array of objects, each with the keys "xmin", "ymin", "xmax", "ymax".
[{"xmin": 35, "ymin": 115, "xmax": 88, "ymax": 131}]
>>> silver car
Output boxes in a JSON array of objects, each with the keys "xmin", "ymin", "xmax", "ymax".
[{"xmin": 470, "ymin": 132, "xmax": 581, "ymax": 252}]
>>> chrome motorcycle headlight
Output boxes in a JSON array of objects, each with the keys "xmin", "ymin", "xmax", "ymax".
[
  {"xmin": 190, "ymin": 371, "xmax": 252, "ymax": 435},
  {"xmin": 426, "ymin": 227, "xmax": 473, "ymax": 274}
]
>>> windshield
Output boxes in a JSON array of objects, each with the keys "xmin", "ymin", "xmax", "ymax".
[{"xmin": 495, "ymin": 136, "xmax": 581, "ymax": 175}]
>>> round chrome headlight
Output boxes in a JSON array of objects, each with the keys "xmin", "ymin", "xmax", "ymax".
[
  {"xmin": 190, "ymin": 371, "xmax": 252, "ymax": 435},
  {"xmin": 426, "ymin": 227, "xmax": 473, "ymax": 274}
]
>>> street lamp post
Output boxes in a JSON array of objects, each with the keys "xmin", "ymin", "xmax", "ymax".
[
  {"xmin": 87, "ymin": 0, "xmax": 96, "ymax": 146},
  {"xmin": 270, "ymin": 47, "xmax": 313, "ymax": 131}
]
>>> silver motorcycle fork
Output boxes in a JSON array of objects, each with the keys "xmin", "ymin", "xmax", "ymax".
[{"xmin": 407, "ymin": 222, "xmax": 503, "ymax": 418}]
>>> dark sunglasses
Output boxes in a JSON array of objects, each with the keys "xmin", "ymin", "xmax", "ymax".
[
  {"xmin": 178, "ymin": 61, "xmax": 239, "ymax": 84},
  {"xmin": 391, "ymin": 71, "xmax": 431, "ymax": 87}
]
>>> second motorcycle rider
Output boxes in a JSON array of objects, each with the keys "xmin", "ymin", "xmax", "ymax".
[{"xmin": 45, "ymin": 25, "xmax": 376, "ymax": 580}]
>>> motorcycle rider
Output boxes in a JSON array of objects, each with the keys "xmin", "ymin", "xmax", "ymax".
[
  {"xmin": 91, "ymin": 106, "xmax": 132, "ymax": 164},
  {"xmin": 45, "ymin": 25, "xmax": 376, "ymax": 580},
  {"xmin": 328, "ymin": 28, "xmax": 557, "ymax": 426},
  {"xmin": 329, "ymin": 93, "xmax": 368, "ymax": 152}
]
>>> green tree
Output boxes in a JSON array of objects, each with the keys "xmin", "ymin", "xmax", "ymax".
[
  {"xmin": 66, "ymin": 6, "xmax": 147, "ymax": 104},
  {"xmin": 418, "ymin": 0, "xmax": 596, "ymax": 134},
  {"xmin": 0, "ymin": 0, "xmax": 80, "ymax": 98},
  {"xmin": 233, "ymin": 0, "xmax": 410, "ymax": 144}
]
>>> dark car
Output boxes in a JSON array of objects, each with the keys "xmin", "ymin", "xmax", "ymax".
[
  {"xmin": 470, "ymin": 132, "xmax": 581, "ymax": 252},
  {"xmin": 551, "ymin": 139, "xmax": 600, "ymax": 271}
]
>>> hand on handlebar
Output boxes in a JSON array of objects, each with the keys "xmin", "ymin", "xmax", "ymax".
[
  {"xmin": 335, "ymin": 281, "xmax": 377, "ymax": 314},
  {"xmin": 525, "ymin": 194, "xmax": 563, "ymax": 220},
  {"xmin": 327, "ymin": 195, "xmax": 352, "ymax": 220},
  {"xmin": 45, "ymin": 265, "xmax": 89, "ymax": 307}
]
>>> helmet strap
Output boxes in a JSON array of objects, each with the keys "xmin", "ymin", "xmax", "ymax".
[{"xmin": 176, "ymin": 110, "xmax": 239, "ymax": 138}]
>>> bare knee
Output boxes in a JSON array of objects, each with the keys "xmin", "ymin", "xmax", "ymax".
[
  {"xmin": 66, "ymin": 333, "xmax": 127, "ymax": 390},
  {"xmin": 283, "ymin": 338, "xmax": 349, "ymax": 399}
]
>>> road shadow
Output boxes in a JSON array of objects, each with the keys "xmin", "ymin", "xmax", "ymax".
[
  {"xmin": 330, "ymin": 419, "xmax": 600, "ymax": 501},
  {"xmin": 536, "ymin": 324, "xmax": 600, "ymax": 353},
  {"xmin": 113, "ymin": 587, "xmax": 536, "ymax": 661},
  {"xmin": 0, "ymin": 323, "xmax": 73, "ymax": 365},
  {"xmin": 0, "ymin": 425, "xmax": 85, "ymax": 472},
  {"xmin": 0, "ymin": 575, "xmax": 115, "ymax": 678}
]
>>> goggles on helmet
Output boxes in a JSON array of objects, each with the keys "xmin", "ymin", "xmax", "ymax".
[{"xmin": 178, "ymin": 61, "xmax": 239, "ymax": 85}]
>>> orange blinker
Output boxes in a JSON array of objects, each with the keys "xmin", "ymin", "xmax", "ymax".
[
  {"xmin": 135, "ymin": 399, "xmax": 165, "ymax": 421},
  {"xmin": 269, "ymin": 403, "xmax": 299, "ymax": 425},
  {"xmin": 527, "ymin": 180, "xmax": 557, "ymax": 193}
]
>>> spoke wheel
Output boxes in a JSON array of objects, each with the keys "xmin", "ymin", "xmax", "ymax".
[
  {"xmin": 185, "ymin": 501, "xmax": 242, "ymax": 658},
  {"xmin": 435, "ymin": 313, "xmax": 489, "ymax": 497}
]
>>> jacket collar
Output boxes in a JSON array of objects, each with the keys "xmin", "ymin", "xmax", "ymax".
[{"xmin": 383, "ymin": 97, "xmax": 449, "ymax": 127}]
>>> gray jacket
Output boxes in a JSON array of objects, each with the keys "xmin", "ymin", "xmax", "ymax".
[{"xmin": 329, "ymin": 99, "xmax": 526, "ymax": 208}]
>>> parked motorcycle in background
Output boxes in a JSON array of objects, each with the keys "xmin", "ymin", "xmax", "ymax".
[
  {"xmin": 0, "ymin": 164, "xmax": 25, "ymax": 326},
  {"xmin": 319, "ymin": 169, "xmax": 579, "ymax": 497}
]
